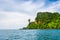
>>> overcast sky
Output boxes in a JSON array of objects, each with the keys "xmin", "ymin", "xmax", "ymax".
[{"xmin": 0, "ymin": 0, "xmax": 60, "ymax": 29}]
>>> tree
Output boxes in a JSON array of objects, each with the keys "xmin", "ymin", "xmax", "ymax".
[
  {"xmin": 28, "ymin": 19, "xmax": 31, "ymax": 24},
  {"xmin": 23, "ymin": 12, "xmax": 60, "ymax": 29}
]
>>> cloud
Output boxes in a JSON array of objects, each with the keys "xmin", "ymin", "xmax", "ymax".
[
  {"xmin": 0, "ymin": 11, "xmax": 34, "ymax": 29},
  {"xmin": 0, "ymin": 0, "xmax": 60, "ymax": 13},
  {"xmin": 37, "ymin": 0, "xmax": 60, "ymax": 12},
  {"xmin": 0, "ymin": 0, "xmax": 45, "ymax": 14},
  {"xmin": 0, "ymin": 0, "xmax": 60, "ymax": 29}
]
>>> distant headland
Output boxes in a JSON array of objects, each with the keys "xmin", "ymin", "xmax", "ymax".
[{"xmin": 23, "ymin": 12, "xmax": 60, "ymax": 29}]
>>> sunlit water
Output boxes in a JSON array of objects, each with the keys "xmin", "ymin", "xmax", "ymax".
[{"xmin": 0, "ymin": 30, "xmax": 60, "ymax": 40}]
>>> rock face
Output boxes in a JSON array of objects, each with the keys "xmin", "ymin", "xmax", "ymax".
[{"xmin": 23, "ymin": 12, "xmax": 60, "ymax": 29}]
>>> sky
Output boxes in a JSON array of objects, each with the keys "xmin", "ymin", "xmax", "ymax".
[{"xmin": 0, "ymin": 0, "xmax": 60, "ymax": 29}]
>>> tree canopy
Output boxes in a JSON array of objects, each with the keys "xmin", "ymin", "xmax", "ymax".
[{"xmin": 23, "ymin": 12, "xmax": 60, "ymax": 29}]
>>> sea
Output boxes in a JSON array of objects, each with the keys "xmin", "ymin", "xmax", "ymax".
[{"xmin": 0, "ymin": 30, "xmax": 60, "ymax": 40}]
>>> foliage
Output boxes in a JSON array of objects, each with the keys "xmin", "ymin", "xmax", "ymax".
[{"xmin": 23, "ymin": 12, "xmax": 60, "ymax": 29}]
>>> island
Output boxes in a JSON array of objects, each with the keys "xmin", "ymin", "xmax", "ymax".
[{"xmin": 23, "ymin": 12, "xmax": 60, "ymax": 29}]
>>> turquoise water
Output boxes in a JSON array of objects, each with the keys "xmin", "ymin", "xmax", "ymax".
[{"xmin": 0, "ymin": 30, "xmax": 60, "ymax": 40}]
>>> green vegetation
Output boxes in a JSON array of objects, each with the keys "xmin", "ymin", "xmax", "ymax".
[{"xmin": 23, "ymin": 12, "xmax": 60, "ymax": 29}]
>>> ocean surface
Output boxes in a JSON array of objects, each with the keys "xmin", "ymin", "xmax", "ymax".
[{"xmin": 0, "ymin": 30, "xmax": 60, "ymax": 40}]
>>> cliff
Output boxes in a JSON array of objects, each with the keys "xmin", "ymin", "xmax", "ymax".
[{"xmin": 23, "ymin": 12, "xmax": 60, "ymax": 29}]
